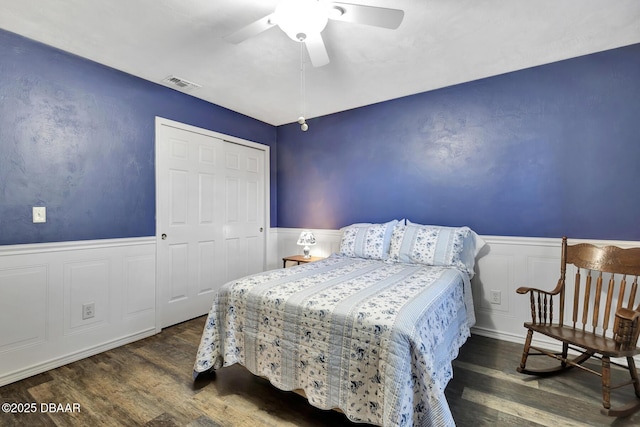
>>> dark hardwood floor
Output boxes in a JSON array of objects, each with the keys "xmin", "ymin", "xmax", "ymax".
[{"xmin": 2, "ymin": 316, "xmax": 640, "ymax": 426}]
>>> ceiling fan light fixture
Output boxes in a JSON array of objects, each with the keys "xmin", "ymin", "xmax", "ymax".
[
  {"xmin": 275, "ymin": 0, "xmax": 329, "ymax": 42},
  {"xmin": 328, "ymin": 6, "xmax": 345, "ymax": 18}
]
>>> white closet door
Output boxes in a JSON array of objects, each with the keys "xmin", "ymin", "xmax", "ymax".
[
  {"xmin": 156, "ymin": 120, "xmax": 267, "ymax": 328},
  {"xmin": 221, "ymin": 141, "xmax": 266, "ymax": 280}
]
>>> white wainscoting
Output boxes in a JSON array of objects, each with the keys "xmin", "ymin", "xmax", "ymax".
[
  {"xmin": 272, "ymin": 228, "xmax": 640, "ymax": 358},
  {"xmin": 0, "ymin": 237, "xmax": 156, "ymax": 387},
  {"xmin": 3, "ymin": 231, "xmax": 638, "ymax": 386}
]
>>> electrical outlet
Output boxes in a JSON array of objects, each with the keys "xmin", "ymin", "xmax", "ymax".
[
  {"xmin": 82, "ymin": 303, "xmax": 95, "ymax": 320},
  {"xmin": 490, "ymin": 290, "xmax": 501, "ymax": 305}
]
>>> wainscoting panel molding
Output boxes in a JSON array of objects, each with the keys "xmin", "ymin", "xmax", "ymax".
[
  {"xmin": 64, "ymin": 259, "xmax": 110, "ymax": 334},
  {"xmin": 0, "ymin": 265, "xmax": 48, "ymax": 353},
  {"xmin": 0, "ymin": 238, "xmax": 156, "ymax": 387},
  {"xmin": 124, "ymin": 254, "xmax": 156, "ymax": 319}
]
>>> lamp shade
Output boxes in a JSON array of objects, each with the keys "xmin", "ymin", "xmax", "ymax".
[{"xmin": 297, "ymin": 230, "xmax": 317, "ymax": 246}]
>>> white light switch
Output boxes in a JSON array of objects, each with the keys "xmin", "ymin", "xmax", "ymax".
[{"xmin": 33, "ymin": 206, "xmax": 46, "ymax": 223}]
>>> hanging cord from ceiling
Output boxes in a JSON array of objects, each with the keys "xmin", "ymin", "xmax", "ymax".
[{"xmin": 298, "ymin": 41, "xmax": 309, "ymax": 131}]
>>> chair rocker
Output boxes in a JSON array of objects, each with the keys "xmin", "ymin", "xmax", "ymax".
[{"xmin": 516, "ymin": 237, "xmax": 640, "ymax": 417}]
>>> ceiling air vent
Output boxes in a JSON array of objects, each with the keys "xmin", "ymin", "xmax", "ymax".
[{"xmin": 161, "ymin": 75, "xmax": 201, "ymax": 92}]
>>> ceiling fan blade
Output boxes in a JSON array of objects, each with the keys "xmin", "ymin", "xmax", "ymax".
[
  {"xmin": 224, "ymin": 13, "xmax": 276, "ymax": 44},
  {"xmin": 304, "ymin": 33, "xmax": 330, "ymax": 68},
  {"xmin": 329, "ymin": 3, "xmax": 404, "ymax": 29}
]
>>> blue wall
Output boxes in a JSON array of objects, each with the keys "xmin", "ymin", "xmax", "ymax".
[
  {"xmin": 276, "ymin": 43, "xmax": 640, "ymax": 241},
  {"xmin": 0, "ymin": 29, "xmax": 276, "ymax": 245},
  {"xmin": 2, "ymin": 27, "xmax": 639, "ymax": 245}
]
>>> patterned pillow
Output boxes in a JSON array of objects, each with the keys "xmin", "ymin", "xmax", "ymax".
[
  {"xmin": 339, "ymin": 220, "xmax": 398, "ymax": 260},
  {"xmin": 388, "ymin": 223, "xmax": 479, "ymax": 276}
]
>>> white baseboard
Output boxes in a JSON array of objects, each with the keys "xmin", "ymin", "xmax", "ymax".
[{"xmin": 0, "ymin": 327, "xmax": 156, "ymax": 387}]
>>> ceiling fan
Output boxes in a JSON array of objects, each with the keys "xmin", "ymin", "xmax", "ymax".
[{"xmin": 224, "ymin": 0, "xmax": 405, "ymax": 67}]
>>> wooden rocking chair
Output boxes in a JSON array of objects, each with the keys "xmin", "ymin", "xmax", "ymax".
[{"xmin": 516, "ymin": 237, "xmax": 640, "ymax": 417}]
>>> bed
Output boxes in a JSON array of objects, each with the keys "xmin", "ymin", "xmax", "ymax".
[{"xmin": 193, "ymin": 220, "xmax": 483, "ymax": 426}]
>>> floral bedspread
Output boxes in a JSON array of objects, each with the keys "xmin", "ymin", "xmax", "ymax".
[{"xmin": 194, "ymin": 254, "xmax": 475, "ymax": 427}]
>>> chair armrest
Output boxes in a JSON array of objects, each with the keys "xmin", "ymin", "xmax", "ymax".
[
  {"xmin": 516, "ymin": 286, "xmax": 558, "ymax": 295},
  {"xmin": 516, "ymin": 279, "xmax": 565, "ymax": 325},
  {"xmin": 614, "ymin": 307, "xmax": 640, "ymax": 349},
  {"xmin": 516, "ymin": 278, "xmax": 564, "ymax": 296},
  {"xmin": 616, "ymin": 307, "xmax": 640, "ymax": 322}
]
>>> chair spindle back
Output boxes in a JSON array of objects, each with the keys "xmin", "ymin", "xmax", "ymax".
[{"xmin": 561, "ymin": 237, "xmax": 640, "ymax": 336}]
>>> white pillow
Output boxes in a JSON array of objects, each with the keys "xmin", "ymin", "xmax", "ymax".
[
  {"xmin": 389, "ymin": 222, "xmax": 482, "ymax": 277},
  {"xmin": 339, "ymin": 220, "xmax": 399, "ymax": 260}
]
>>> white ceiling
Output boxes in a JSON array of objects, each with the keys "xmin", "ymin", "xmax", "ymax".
[{"xmin": 1, "ymin": 0, "xmax": 639, "ymax": 126}]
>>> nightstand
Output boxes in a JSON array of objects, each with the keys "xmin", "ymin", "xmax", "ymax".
[{"xmin": 282, "ymin": 255, "xmax": 324, "ymax": 268}]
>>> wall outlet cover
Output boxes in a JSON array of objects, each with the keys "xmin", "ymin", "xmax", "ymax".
[{"xmin": 82, "ymin": 303, "xmax": 95, "ymax": 320}]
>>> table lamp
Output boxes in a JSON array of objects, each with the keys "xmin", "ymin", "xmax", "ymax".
[{"xmin": 297, "ymin": 230, "xmax": 316, "ymax": 258}]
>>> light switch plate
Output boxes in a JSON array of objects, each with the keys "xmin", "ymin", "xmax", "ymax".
[{"xmin": 33, "ymin": 206, "xmax": 46, "ymax": 223}]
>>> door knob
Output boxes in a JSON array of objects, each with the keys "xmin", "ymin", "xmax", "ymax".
[
  {"xmin": 260, "ymin": 227, "xmax": 264, "ymax": 232},
  {"xmin": 161, "ymin": 233, "xmax": 167, "ymax": 240}
]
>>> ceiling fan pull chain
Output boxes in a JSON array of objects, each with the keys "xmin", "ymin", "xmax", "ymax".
[{"xmin": 299, "ymin": 42, "xmax": 309, "ymax": 131}]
